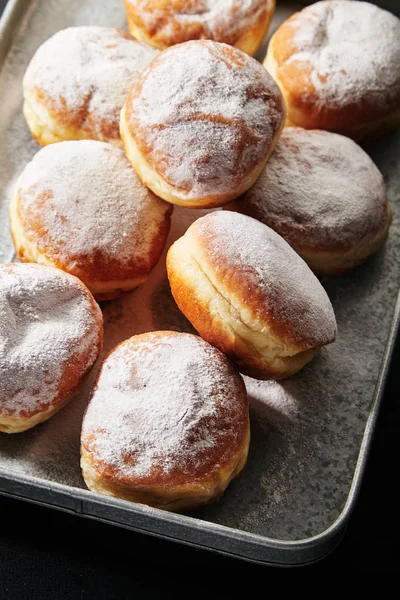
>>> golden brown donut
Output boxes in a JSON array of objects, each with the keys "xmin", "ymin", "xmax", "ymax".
[
  {"xmin": 166, "ymin": 211, "xmax": 337, "ymax": 380},
  {"xmin": 10, "ymin": 140, "xmax": 172, "ymax": 301},
  {"xmin": 23, "ymin": 26, "xmax": 158, "ymax": 147},
  {"xmin": 0, "ymin": 263, "xmax": 103, "ymax": 434},
  {"xmin": 263, "ymin": 0, "xmax": 400, "ymax": 139},
  {"xmin": 120, "ymin": 40, "xmax": 286, "ymax": 209},
  {"xmin": 80, "ymin": 331, "xmax": 250, "ymax": 512},
  {"xmin": 227, "ymin": 127, "xmax": 392, "ymax": 275},
  {"xmin": 123, "ymin": 0, "xmax": 275, "ymax": 56}
]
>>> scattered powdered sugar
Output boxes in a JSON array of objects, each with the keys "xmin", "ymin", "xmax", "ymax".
[
  {"xmin": 128, "ymin": 40, "xmax": 284, "ymax": 199},
  {"xmin": 23, "ymin": 26, "xmax": 158, "ymax": 139},
  {"xmin": 129, "ymin": 0, "xmax": 268, "ymax": 46},
  {"xmin": 194, "ymin": 211, "xmax": 337, "ymax": 345},
  {"xmin": 242, "ymin": 128, "xmax": 388, "ymax": 249},
  {"xmin": 284, "ymin": 0, "xmax": 400, "ymax": 110},
  {"xmin": 82, "ymin": 332, "xmax": 246, "ymax": 479},
  {"xmin": 0, "ymin": 263, "xmax": 101, "ymax": 417},
  {"xmin": 17, "ymin": 140, "xmax": 170, "ymax": 267}
]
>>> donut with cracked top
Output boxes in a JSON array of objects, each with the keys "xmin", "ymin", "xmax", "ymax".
[
  {"xmin": 227, "ymin": 127, "xmax": 392, "ymax": 275},
  {"xmin": 263, "ymin": 0, "xmax": 400, "ymax": 139},
  {"xmin": 10, "ymin": 140, "xmax": 172, "ymax": 301},
  {"xmin": 23, "ymin": 26, "xmax": 158, "ymax": 147},
  {"xmin": 120, "ymin": 39, "xmax": 286, "ymax": 209},
  {"xmin": 123, "ymin": 0, "xmax": 276, "ymax": 56},
  {"xmin": 80, "ymin": 331, "xmax": 250, "ymax": 512},
  {"xmin": 166, "ymin": 211, "xmax": 337, "ymax": 380},
  {"xmin": 0, "ymin": 263, "xmax": 103, "ymax": 434}
]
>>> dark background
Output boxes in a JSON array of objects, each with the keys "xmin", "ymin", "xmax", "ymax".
[{"xmin": 1, "ymin": 0, "xmax": 400, "ymax": 596}]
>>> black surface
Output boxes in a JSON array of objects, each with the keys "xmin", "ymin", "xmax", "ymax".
[{"xmin": 1, "ymin": 0, "xmax": 400, "ymax": 594}]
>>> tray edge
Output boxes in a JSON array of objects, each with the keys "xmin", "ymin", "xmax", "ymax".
[{"xmin": 0, "ymin": 0, "xmax": 399, "ymax": 567}]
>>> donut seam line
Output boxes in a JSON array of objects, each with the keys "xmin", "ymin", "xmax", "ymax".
[{"xmin": 185, "ymin": 247, "xmax": 298, "ymax": 365}]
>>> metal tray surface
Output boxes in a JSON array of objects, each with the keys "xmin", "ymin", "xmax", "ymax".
[{"xmin": 0, "ymin": 0, "xmax": 400, "ymax": 567}]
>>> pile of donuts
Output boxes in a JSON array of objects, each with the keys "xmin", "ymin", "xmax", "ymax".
[{"xmin": 1, "ymin": 0, "xmax": 399, "ymax": 512}]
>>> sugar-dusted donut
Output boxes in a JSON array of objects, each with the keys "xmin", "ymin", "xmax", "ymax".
[
  {"xmin": 264, "ymin": 1, "xmax": 400, "ymax": 139},
  {"xmin": 0, "ymin": 263, "xmax": 103, "ymax": 434},
  {"xmin": 23, "ymin": 26, "xmax": 158, "ymax": 146},
  {"xmin": 80, "ymin": 331, "xmax": 250, "ymax": 511},
  {"xmin": 120, "ymin": 40, "xmax": 285, "ymax": 208},
  {"xmin": 10, "ymin": 141, "xmax": 172, "ymax": 301},
  {"xmin": 166, "ymin": 211, "xmax": 337, "ymax": 379},
  {"xmin": 123, "ymin": 0, "xmax": 275, "ymax": 56},
  {"xmin": 228, "ymin": 128, "xmax": 392, "ymax": 275}
]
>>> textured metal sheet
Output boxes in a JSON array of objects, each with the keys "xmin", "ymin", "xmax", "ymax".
[{"xmin": 0, "ymin": 0, "xmax": 400, "ymax": 566}]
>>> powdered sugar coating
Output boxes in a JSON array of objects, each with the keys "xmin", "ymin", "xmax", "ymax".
[
  {"xmin": 16, "ymin": 141, "xmax": 172, "ymax": 279},
  {"xmin": 82, "ymin": 332, "xmax": 248, "ymax": 481},
  {"xmin": 126, "ymin": 0, "xmax": 271, "ymax": 47},
  {"xmin": 125, "ymin": 40, "xmax": 285, "ymax": 200},
  {"xmin": 276, "ymin": 0, "xmax": 400, "ymax": 115},
  {"xmin": 240, "ymin": 128, "xmax": 388, "ymax": 251},
  {"xmin": 193, "ymin": 211, "xmax": 337, "ymax": 347},
  {"xmin": 0, "ymin": 263, "xmax": 102, "ymax": 418},
  {"xmin": 23, "ymin": 27, "xmax": 158, "ymax": 142}
]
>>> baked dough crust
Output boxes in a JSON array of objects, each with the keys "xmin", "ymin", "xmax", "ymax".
[
  {"xmin": 0, "ymin": 263, "xmax": 103, "ymax": 433},
  {"xmin": 228, "ymin": 127, "xmax": 392, "ymax": 275},
  {"xmin": 263, "ymin": 1, "xmax": 400, "ymax": 139},
  {"xmin": 167, "ymin": 212, "xmax": 337, "ymax": 380},
  {"xmin": 81, "ymin": 331, "xmax": 250, "ymax": 511},
  {"xmin": 121, "ymin": 40, "xmax": 285, "ymax": 208},
  {"xmin": 123, "ymin": 0, "xmax": 275, "ymax": 56},
  {"xmin": 23, "ymin": 27, "xmax": 158, "ymax": 146},
  {"xmin": 10, "ymin": 141, "xmax": 172, "ymax": 301}
]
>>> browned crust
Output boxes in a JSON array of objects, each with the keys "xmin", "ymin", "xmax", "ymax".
[
  {"xmin": 0, "ymin": 263, "xmax": 103, "ymax": 424},
  {"xmin": 124, "ymin": 0, "xmax": 275, "ymax": 56},
  {"xmin": 81, "ymin": 427, "xmax": 249, "ymax": 511},
  {"xmin": 186, "ymin": 216, "xmax": 334, "ymax": 349},
  {"xmin": 80, "ymin": 331, "xmax": 250, "ymax": 510},
  {"xmin": 234, "ymin": 191, "xmax": 390, "ymax": 254},
  {"xmin": 281, "ymin": 201, "xmax": 392, "ymax": 274},
  {"xmin": 123, "ymin": 40, "xmax": 285, "ymax": 206},
  {"xmin": 232, "ymin": 198, "xmax": 392, "ymax": 276},
  {"xmin": 12, "ymin": 188, "xmax": 173, "ymax": 297},
  {"xmin": 26, "ymin": 29, "xmax": 135, "ymax": 143},
  {"xmin": 166, "ymin": 239, "xmax": 321, "ymax": 379},
  {"xmin": 228, "ymin": 130, "xmax": 392, "ymax": 274},
  {"xmin": 269, "ymin": 9, "xmax": 400, "ymax": 137}
]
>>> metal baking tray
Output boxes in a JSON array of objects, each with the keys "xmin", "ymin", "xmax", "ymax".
[{"xmin": 1, "ymin": 0, "xmax": 399, "ymax": 567}]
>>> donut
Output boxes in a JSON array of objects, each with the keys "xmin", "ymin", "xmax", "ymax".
[
  {"xmin": 23, "ymin": 26, "xmax": 158, "ymax": 147},
  {"xmin": 0, "ymin": 263, "xmax": 103, "ymax": 434},
  {"xmin": 227, "ymin": 128, "xmax": 392, "ymax": 275},
  {"xmin": 263, "ymin": 0, "xmax": 400, "ymax": 139},
  {"xmin": 166, "ymin": 211, "xmax": 337, "ymax": 380},
  {"xmin": 10, "ymin": 140, "xmax": 172, "ymax": 301},
  {"xmin": 123, "ymin": 0, "xmax": 275, "ymax": 56},
  {"xmin": 80, "ymin": 331, "xmax": 249, "ymax": 511},
  {"xmin": 120, "ymin": 40, "xmax": 286, "ymax": 209}
]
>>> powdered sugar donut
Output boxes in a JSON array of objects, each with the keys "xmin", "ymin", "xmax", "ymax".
[
  {"xmin": 0, "ymin": 263, "xmax": 103, "ymax": 434},
  {"xmin": 120, "ymin": 40, "xmax": 285, "ymax": 208},
  {"xmin": 23, "ymin": 26, "xmax": 158, "ymax": 147},
  {"xmin": 10, "ymin": 141, "xmax": 172, "ymax": 301},
  {"xmin": 264, "ymin": 1, "xmax": 400, "ymax": 139},
  {"xmin": 167, "ymin": 211, "xmax": 337, "ymax": 380},
  {"xmin": 229, "ymin": 128, "xmax": 391, "ymax": 275},
  {"xmin": 123, "ymin": 0, "xmax": 275, "ymax": 56},
  {"xmin": 80, "ymin": 331, "xmax": 249, "ymax": 511}
]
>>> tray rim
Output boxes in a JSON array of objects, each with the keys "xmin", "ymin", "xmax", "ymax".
[{"xmin": 0, "ymin": 0, "xmax": 399, "ymax": 567}]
